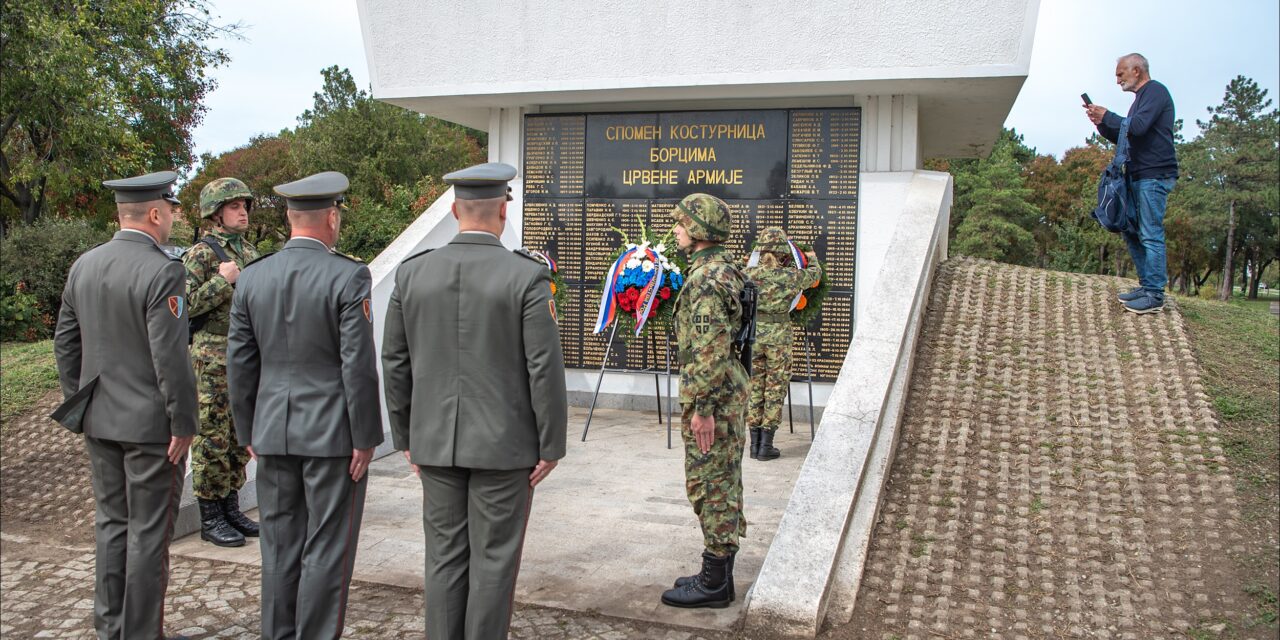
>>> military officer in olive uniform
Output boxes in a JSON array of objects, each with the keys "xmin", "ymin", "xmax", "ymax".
[
  {"xmin": 743, "ymin": 227, "xmax": 821, "ymax": 461},
  {"xmin": 381, "ymin": 162, "xmax": 567, "ymax": 640},
  {"xmin": 53, "ymin": 171, "xmax": 197, "ymax": 640},
  {"xmin": 226, "ymin": 171, "xmax": 383, "ymax": 640},
  {"xmin": 662, "ymin": 193, "xmax": 750, "ymax": 610},
  {"xmin": 183, "ymin": 177, "xmax": 261, "ymax": 547}
]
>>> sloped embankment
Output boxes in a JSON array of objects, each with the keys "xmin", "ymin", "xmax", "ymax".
[{"xmin": 848, "ymin": 257, "xmax": 1251, "ymax": 639}]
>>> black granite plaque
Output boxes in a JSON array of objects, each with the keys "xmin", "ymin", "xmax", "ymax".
[{"xmin": 523, "ymin": 108, "xmax": 860, "ymax": 381}]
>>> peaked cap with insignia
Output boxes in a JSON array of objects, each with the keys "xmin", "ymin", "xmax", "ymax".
[
  {"xmin": 444, "ymin": 162, "xmax": 516, "ymax": 201},
  {"xmin": 274, "ymin": 171, "xmax": 350, "ymax": 211},
  {"xmin": 102, "ymin": 171, "xmax": 181, "ymax": 205}
]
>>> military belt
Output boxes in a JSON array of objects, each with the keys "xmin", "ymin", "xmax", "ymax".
[{"xmin": 758, "ymin": 312, "xmax": 791, "ymax": 323}]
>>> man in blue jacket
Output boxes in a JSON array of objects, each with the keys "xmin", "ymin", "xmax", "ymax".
[{"xmin": 1086, "ymin": 53, "xmax": 1178, "ymax": 314}]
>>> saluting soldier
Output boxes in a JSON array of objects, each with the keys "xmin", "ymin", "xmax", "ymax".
[
  {"xmin": 742, "ymin": 227, "xmax": 821, "ymax": 461},
  {"xmin": 183, "ymin": 177, "xmax": 261, "ymax": 547},
  {"xmin": 226, "ymin": 171, "xmax": 383, "ymax": 640},
  {"xmin": 663, "ymin": 193, "xmax": 750, "ymax": 609},
  {"xmin": 52, "ymin": 171, "xmax": 197, "ymax": 640},
  {"xmin": 381, "ymin": 162, "xmax": 568, "ymax": 640}
]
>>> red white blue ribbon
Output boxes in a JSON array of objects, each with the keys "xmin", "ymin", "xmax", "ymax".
[
  {"xmin": 593, "ymin": 246, "xmax": 665, "ymax": 335},
  {"xmin": 530, "ymin": 250, "xmax": 556, "ymax": 272},
  {"xmin": 788, "ymin": 240, "xmax": 807, "ymax": 312}
]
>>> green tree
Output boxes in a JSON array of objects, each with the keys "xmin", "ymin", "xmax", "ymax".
[
  {"xmin": 0, "ymin": 0, "xmax": 237, "ymax": 231},
  {"xmin": 1182, "ymin": 76, "xmax": 1279, "ymax": 300},
  {"xmin": 950, "ymin": 143, "xmax": 1042, "ymax": 266},
  {"xmin": 287, "ymin": 66, "xmax": 487, "ymax": 259}
]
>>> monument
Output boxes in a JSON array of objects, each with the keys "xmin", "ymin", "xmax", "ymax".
[{"xmin": 354, "ymin": 1, "xmax": 1041, "ymax": 635}]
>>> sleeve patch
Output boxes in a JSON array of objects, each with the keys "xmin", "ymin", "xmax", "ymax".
[
  {"xmin": 362, "ymin": 299, "xmax": 372, "ymax": 323},
  {"xmin": 168, "ymin": 296, "xmax": 184, "ymax": 318},
  {"xmin": 548, "ymin": 299, "xmax": 558, "ymax": 322}
]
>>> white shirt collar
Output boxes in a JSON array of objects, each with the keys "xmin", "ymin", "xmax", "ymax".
[
  {"xmin": 459, "ymin": 230, "xmax": 500, "ymax": 240},
  {"xmin": 292, "ymin": 236, "xmax": 332, "ymax": 251},
  {"xmin": 118, "ymin": 228, "xmax": 158, "ymax": 244}
]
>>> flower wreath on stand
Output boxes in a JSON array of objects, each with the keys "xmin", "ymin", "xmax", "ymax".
[
  {"xmin": 520, "ymin": 247, "xmax": 566, "ymax": 321},
  {"xmin": 786, "ymin": 240, "xmax": 829, "ymax": 328},
  {"xmin": 592, "ymin": 216, "xmax": 687, "ymax": 338}
]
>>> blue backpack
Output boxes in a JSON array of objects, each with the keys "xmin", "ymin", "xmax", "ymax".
[{"xmin": 1092, "ymin": 118, "xmax": 1131, "ymax": 233}]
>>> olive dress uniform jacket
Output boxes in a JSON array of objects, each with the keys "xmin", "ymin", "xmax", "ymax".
[
  {"xmin": 381, "ymin": 232, "xmax": 568, "ymax": 469},
  {"xmin": 54, "ymin": 229, "xmax": 198, "ymax": 442},
  {"xmin": 226, "ymin": 237, "xmax": 383, "ymax": 456}
]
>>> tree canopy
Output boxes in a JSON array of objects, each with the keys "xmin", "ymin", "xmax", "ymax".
[{"xmin": 0, "ymin": 0, "xmax": 237, "ymax": 231}]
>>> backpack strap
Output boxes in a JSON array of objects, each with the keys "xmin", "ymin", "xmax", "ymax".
[
  {"xmin": 200, "ymin": 235, "xmax": 232, "ymax": 263},
  {"xmin": 1113, "ymin": 118, "xmax": 1132, "ymax": 171}
]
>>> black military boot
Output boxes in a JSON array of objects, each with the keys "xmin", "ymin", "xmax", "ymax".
[
  {"xmin": 661, "ymin": 551, "xmax": 733, "ymax": 608},
  {"xmin": 672, "ymin": 551, "xmax": 736, "ymax": 601},
  {"xmin": 220, "ymin": 490, "xmax": 260, "ymax": 537},
  {"xmin": 198, "ymin": 498, "xmax": 245, "ymax": 547},
  {"xmin": 757, "ymin": 428, "xmax": 781, "ymax": 461},
  {"xmin": 749, "ymin": 427, "xmax": 762, "ymax": 460}
]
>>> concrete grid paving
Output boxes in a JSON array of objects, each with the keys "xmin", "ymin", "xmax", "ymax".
[{"xmin": 849, "ymin": 258, "xmax": 1249, "ymax": 639}]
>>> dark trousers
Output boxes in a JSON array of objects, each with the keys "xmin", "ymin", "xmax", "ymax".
[
  {"xmin": 257, "ymin": 454, "xmax": 366, "ymax": 640},
  {"xmin": 420, "ymin": 466, "xmax": 534, "ymax": 640},
  {"xmin": 84, "ymin": 436, "xmax": 183, "ymax": 640}
]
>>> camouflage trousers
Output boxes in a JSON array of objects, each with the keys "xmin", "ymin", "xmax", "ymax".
[
  {"xmin": 681, "ymin": 404, "xmax": 748, "ymax": 556},
  {"xmin": 191, "ymin": 340, "xmax": 251, "ymax": 501},
  {"xmin": 748, "ymin": 341, "xmax": 793, "ymax": 434}
]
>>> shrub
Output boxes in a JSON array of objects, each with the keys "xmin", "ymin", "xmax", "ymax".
[
  {"xmin": 0, "ymin": 218, "xmax": 114, "ymax": 339},
  {"xmin": 0, "ymin": 284, "xmax": 48, "ymax": 341}
]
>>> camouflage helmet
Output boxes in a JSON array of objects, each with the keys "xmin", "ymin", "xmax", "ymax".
[
  {"xmin": 199, "ymin": 177, "xmax": 254, "ymax": 219},
  {"xmin": 669, "ymin": 193, "xmax": 732, "ymax": 243},
  {"xmin": 754, "ymin": 226, "xmax": 790, "ymax": 253}
]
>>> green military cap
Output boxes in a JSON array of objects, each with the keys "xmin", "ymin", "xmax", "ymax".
[
  {"xmin": 444, "ymin": 162, "xmax": 516, "ymax": 201},
  {"xmin": 102, "ymin": 171, "xmax": 181, "ymax": 205},
  {"xmin": 274, "ymin": 171, "xmax": 350, "ymax": 211}
]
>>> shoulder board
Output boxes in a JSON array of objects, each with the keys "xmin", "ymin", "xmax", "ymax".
[
  {"xmin": 514, "ymin": 248, "xmax": 541, "ymax": 263},
  {"xmin": 155, "ymin": 243, "xmax": 184, "ymax": 261},
  {"xmin": 335, "ymin": 251, "xmax": 364, "ymax": 264},
  {"xmin": 242, "ymin": 252, "xmax": 276, "ymax": 270},
  {"xmin": 400, "ymin": 247, "xmax": 435, "ymax": 264}
]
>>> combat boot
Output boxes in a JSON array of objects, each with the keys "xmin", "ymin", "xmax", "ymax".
[
  {"xmin": 672, "ymin": 550, "xmax": 736, "ymax": 601},
  {"xmin": 661, "ymin": 551, "xmax": 733, "ymax": 608},
  {"xmin": 757, "ymin": 429, "xmax": 781, "ymax": 461},
  {"xmin": 220, "ymin": 490, "xmax": 260, "ymax": 537},
  {"xmin": 749, "ymin": 427, "xmax": 762, "ymax": 460},
  {"xmin": 198, "ymin": 498, "xmax": 245, "ymax": 547}
]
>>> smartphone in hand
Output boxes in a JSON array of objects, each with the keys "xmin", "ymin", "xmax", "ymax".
[{"xmin": 1081, "ymin": 93, "xmax": 1092, "ymax": 106}]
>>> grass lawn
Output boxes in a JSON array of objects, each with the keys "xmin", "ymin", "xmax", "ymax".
[
  {"xmin": 1178, "ymin": 296, "xmax": 1280, "ymax": 635},
  {"xmin": 1, "ymin": 340, "xmax": 59, "ymax": 427}
]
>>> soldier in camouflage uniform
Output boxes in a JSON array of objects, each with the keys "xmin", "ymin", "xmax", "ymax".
[
  {"xmin": 661, "ymin": 193, "xmax": 749, "ymax": 610},
  {"xmin": 743, "ymin": 227, "xmax": 821, "ymax": 461},
  {"xmin": 183, "ymin": 178, "xmax": 262, "ymax": 547}
]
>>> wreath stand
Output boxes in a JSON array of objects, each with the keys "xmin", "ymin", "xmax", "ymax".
[
  {"xmin": 786, "ymin": 328, "xmax": 818, "ymax": 440},
  {"xmin": 581, "ymin": 323, "xmax": 677, "ymax": 448}
]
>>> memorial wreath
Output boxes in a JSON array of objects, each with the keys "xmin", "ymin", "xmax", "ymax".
[
  {"xmin": 592, "ymin": 217, "xmax": 687, "ymax": 337},
  {"xmin": 783, "ymin": 240, "xmax": 829, "ymax": 327}
]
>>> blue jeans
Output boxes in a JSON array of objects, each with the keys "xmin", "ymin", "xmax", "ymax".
[{"xmin": 1121, "ymin": 177, "xmax": 1176, "ymax": 299}]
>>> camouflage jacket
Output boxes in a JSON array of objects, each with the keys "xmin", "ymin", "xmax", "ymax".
[
  {"xmin": 183, "ymin": 229, "xmax": 260, "ymax": 341},
  {"xmin": 744, "ymin": 248, "xmax": 821, "ymax": 346},
  {"xmin": 674, "ymin": 245, "xmax": 749, "ymax": 416}
]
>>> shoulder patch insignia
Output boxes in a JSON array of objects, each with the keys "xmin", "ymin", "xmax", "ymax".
[
  {"xmin": 363, "ymin": 298, "xmax": 372, "ymax": 323},
  {"xmin": 336, "ymin": 251, "xmax": 364, "ymax": 264},
  {"xmin": 168, "ymin": 296, "xmax": 184, "ymax": 318},
  {"xmin": 243, "ymin": 252, "xmax": 276, "ymax": 270},
  {"xmin": 548, "ymin": 299, "xmax": 557, "ymax": 322},
  {"xmin": 401, "ymin": 247, "xmax": 435, "ymax": 264},
  {"xmin": 152, "ymin": 243, "xmax": 182, "ymax": 261}
]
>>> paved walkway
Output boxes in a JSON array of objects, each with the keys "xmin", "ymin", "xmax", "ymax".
[{"xmin": 848, "ymin": 258, "xmax": 1252, "ymax": 639}]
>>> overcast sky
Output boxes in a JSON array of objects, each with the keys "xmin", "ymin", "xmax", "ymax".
[{"xmin": 190, "ymin": 0, "xmax": 1280, "ymax": 162}]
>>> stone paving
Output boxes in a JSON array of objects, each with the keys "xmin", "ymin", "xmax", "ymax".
[{"xmin": 848, "ymin": 258, "xmax": 1252, "ymax": 639}]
